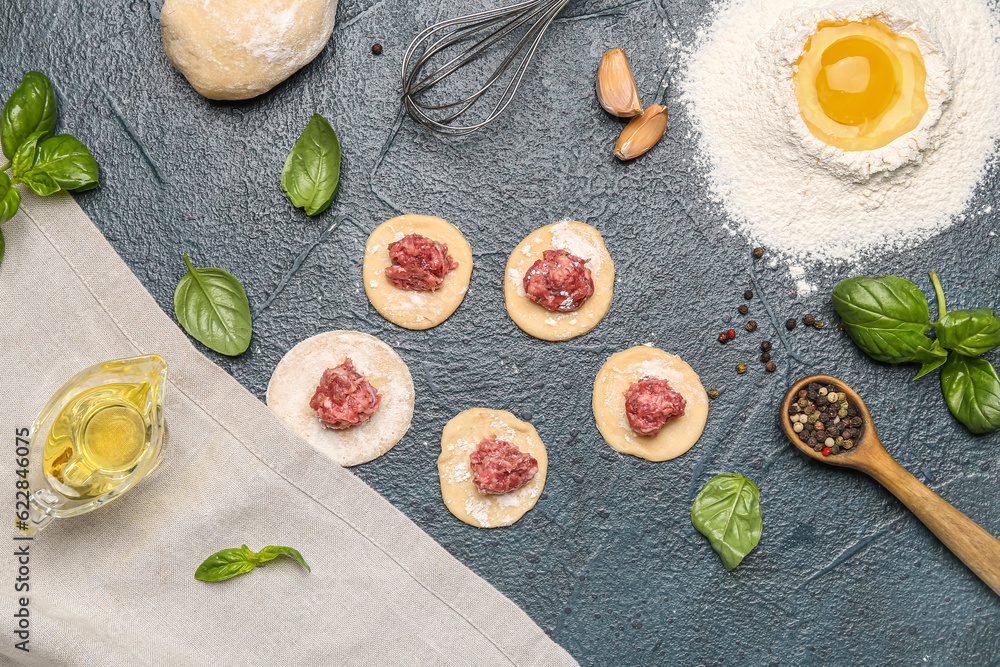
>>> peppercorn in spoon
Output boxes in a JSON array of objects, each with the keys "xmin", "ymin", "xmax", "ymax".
[{"xmin": 780, "ymin": 374, "xmax": 1000, "ymax": 596}]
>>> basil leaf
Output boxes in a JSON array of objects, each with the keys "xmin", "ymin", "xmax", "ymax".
[
  {"xmin": 281, "ymin": 113, "xmax": 341, "ymax": 216},
  {"xmin": 935, "ymin": 309, "xmax": 1000, "ymax": 357},
  {"xmin": 691, "ymin": 473, "xmax": 762, "ymax": 571},
  {"xmin": 0, "ymin": 173, "xmax": 21, "ymax": 225},
  {"xmin": 911, "ymin": 343, "xmax": 949, "ymax": 380},
  {"xmin": 174, "ymin": 254, "xmax": 252, "ymax": 356},
  {"xmin": 11, "ymin": 130, "xmax": 45, "ymax": 180},
  {"xmin": 832, "ymin": 276, "xmax": 931, "ymax": 332},
  {"xmin": 940, "ymin": 353, "xmax": 1000, "ymax": 434},
  {"xmin": 2, "ymin": 71, "xmax": 57, "ymax": 161},
  {"xmin": 195, "ymin": 548, "xmax": 258, "ymax": 582},
  {"xmin": 840, "ymin": 323, "xmax": 946, "ymax": 365},
  {"xmin": 257, "ymin": 546, "xmax": 312, "ymax": 572},
  {"xmin": 32, "ymin": 134, "xmax": 99, "ymax": 191}
]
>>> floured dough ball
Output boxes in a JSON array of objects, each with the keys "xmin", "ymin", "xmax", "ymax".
[
  {"xmin": 504, "ymin": 220, "xmax": 614, "ymax": 341},
  {"xmin": 438, "ymin": 408, "xmax": 548, "ymax": 528},
  {"xmin": 266, "ymin": 331, "xmax": 414, "ymax": 466},
  {"xmin": 363, "ymin": 215, "xmax": 474, "ymax": 330},
  {"xmin": 161, "ymin": 0, "xmax": 338, "ymax": 100},
  {"xmin": 593, "ymin": 346, "xmax": 709, "ymax": 461}
]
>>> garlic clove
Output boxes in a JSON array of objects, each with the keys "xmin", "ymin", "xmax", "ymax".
[
  {"xmin": 596, "ymin": 48, "xmax": 643, "ymax": 118},
  {"xmin": 614, "ymin": 105, "xmax": 668, "ymax": 160}
]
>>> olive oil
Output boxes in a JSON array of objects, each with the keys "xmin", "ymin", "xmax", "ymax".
[{"xmin": 43, "ymin": 382, "xmax": 154, "ymax": 500}]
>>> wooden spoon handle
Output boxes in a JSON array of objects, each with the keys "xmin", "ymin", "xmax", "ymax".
[{"xmin": 867, "ymin": 456, "xmax": 1000, "ymax": 596}]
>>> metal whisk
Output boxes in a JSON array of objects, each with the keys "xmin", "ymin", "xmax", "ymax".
[{"xmin": 401, "ymin": 0, "xmax": 572, "ymax": 136}]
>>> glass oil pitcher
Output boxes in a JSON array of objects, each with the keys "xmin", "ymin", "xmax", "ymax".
[{"xmin": 20, "ymin": 355, "xmax": 168, "ymax": 535}]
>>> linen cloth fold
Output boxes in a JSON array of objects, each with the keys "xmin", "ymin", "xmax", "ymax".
[{"xmin": 0, "ymin": 192, "xmax": 577, "ymax": 667}]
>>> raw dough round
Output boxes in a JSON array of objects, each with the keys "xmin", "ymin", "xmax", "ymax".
[
  {"xmin": 503, "ymin": 221, "xmax": 614, "ymax": 341},
  {"xmin": 266, "ymin": 331, "xmax": 414, "ymax": 467},
  {"xmin": 593, "ymin": 346, "xmax": 709, "ymax": 461},
  {"xmin": 363, "ymin": 215, "xmax": 474, "ymax": 330},
  {"xmin": 438, "ymin": 408, "xmax": 548, "ymax": 528},
  {"xmin": 161, "ymin": 0, "xmax": 338, "ymax": 101}
]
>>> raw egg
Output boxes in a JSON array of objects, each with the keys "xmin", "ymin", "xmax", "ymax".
[{"xmin": 794, "ymin": 19, "xmax": 928, "ymax": 151}]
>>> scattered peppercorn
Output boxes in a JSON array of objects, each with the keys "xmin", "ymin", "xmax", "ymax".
[
  {"xmin": 839, "ymin": 322, "xmax": 845, "ymax": 331},
  {"xmin": 737, "ymin": 363, "xmax": 748, "ymax": 374},
  {"xmin": 718, "ymin": 332, "xmax": 728, "ymax": 344},
  {"xmin": 765, "ymin": 361, "xmax": 777, "ymax": 372},
  {"xmin": 785, "ymin": 318, "xmax": 797, "ymax": 331},
  {"xmin": 802, "ymin": 314, "xmax": 815, "ymax": 326},
  {"xmin": 743, "ymin": 289, "xmax": 753, "ymax": 300},
  {"xmin": 761, "ymin": 341, "xmax": 772, "ymax": 352},
  {"xmin": 753, "ymin": 247, "xmax": 764, "ymax": 259},
  {"xmin": 738, "ymin": 304, "xmax": 749, "ymax": 315},
  {"xmin": 372, "ymin": 43, "xmax": 383, "ymax": 55},
  {"xmin": 708, "ymin": 388, "xmax": 719, "ymax": 399},
  {"xmin": 745, "ymin": 320, "xmax": 758, "ymax": 332},
  {"xmin": 760, "ymin": 352, "xmax": 771, "ymax": 363},
  {"xmin": 727, "ymin": 329, "xmax": 736, "ymax": 340},
  {"xmin": 814, "ymin": 320, "xmax": 825, "ymax": 329}
]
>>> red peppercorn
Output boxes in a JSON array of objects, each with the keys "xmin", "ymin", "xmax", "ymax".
[
  {"xmin": 821, "ymin": 447, "xmax": 831, "ymax": 456},
  {"xmin": 727, "ymin": 329, "xmax": 736, "ymax": 340}
]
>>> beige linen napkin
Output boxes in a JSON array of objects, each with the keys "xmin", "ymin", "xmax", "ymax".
[{"xmin": 0, "ymin": 192, "xmax": 577, "ymax": 667}]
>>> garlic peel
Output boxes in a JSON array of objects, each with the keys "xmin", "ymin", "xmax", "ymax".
[
  {"xmin": 615, "ymin": 105, "xmax": 668, "ymax": 160},
  {"xmin": 596, "ymin": 48, "xmax": 643, "ymax": 118}
]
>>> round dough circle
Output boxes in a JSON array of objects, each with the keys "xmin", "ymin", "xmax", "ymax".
[
  {"xmin": 593, "ymin": 346, "xmax": 709, "ymax": 461},
  {"xmin": 363, "ymin": 215, "xmax": 474, "ymax": 330},
  {"xmin": 161, "ymin": 0, "xmax": 338, "ymax": 101},
  {"xmin": 503, "ymin": 221, "xmax": 614, "ymax": 341},
  {"xmin": 266, "ymin": 331, "xmax": 414, "ymax": 467},
  {"xmin": 437, "ymin": 408, "xmax": 548, "ymax": 528}
]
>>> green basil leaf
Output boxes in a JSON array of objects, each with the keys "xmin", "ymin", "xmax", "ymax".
[
  {"xmin": 174, "ymin": 254, "xmax": 252, "ymax": 356},
  {"xmin": 935, "ymin": 309, "xmax": 1000, "ymax": 357},
  {"xmin": 840, "ymin": 323, "xmax": 945, "ymax": 365},
  {"xmin": 940, "ymin": 353, "xmax": 1000, "ymax": 434},
  {"xmin": 32, "ymin": 134, "xmax": 99, "ymax": 191},
  {"xmin": 11, "ymin": 130, "xmax": 46, "ymax": 180},
  {"xmin": 281, "ymin": 113, "xmax": 341, "ymax": 216},
  {"xmin": 257, "ymin": 546, "xmax": 311, "ymax": 572},
  {"xmin": 0, "ymin": 172, "xmax": 21, "ymax": 225},
  {"xmin": 195, "ymin": 548, "xmax": 258, "ymax": 582},
  {"xmin": 691, "ymin": 473, "xmax": 762, "ymax": 571},
  {"xmin": 2, "ymin": 71, "xmax": 57, "ymax": 161},
  {"xmin": 911, "ymin": 344, "xmax": 949, "ymax": 380},
  {"xmin": 832, "ymin": 276, "xmax": 931, "ymax": 332}
]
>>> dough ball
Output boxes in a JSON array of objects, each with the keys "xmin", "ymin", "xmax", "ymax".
[
  {"xmin": 593, "ymin": 346, "xmax": 709, "ymax": 461},
  {"xmin": 266, "ymin": 331, "xmax": 414, "ymax": 466},
  {"xmin": 504, "ymin": 220, "xmax": 614, "ymax": 341},
  {"xmin": 161, "ymin": 0, "xmax": 338, "ymax": 100},
  {"xmin": 438, "ymin": 408, "xmax": 548, "ymax": 528},
  {"xmin": 363, "ymin": 215, "xmax": 474, "ymax": 330}
]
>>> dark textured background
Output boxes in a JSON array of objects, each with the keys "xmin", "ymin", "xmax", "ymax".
[{"xmin": 3, "ymin": 0, "xmax": 1000, "ymax": 664}]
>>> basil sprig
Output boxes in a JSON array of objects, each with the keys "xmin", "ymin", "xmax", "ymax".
[
  {"xmin": 281, "ymin": 113, "xmax": 341, "ymax": 216},
  {"xmin": 174, "ymin": 254, "xmax": 253, "ymax": 356},
  {"xmin": 195, "ymin": 544, "xmax": 311, "ymax": 582},
  {"xmin": 691, "ymin": 473, "xmax": 762, "ymax": 571},
  {"xmin": 833, "ymin": 271, "xmax": 1000, "ymax": 434},
  {"xmin": 0, "ymin": 71, "xmax": 99, "ymax": 266}
]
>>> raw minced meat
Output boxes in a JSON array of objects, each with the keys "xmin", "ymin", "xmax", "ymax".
[
  {"xmin": 309, "ymin": 359, "xmax": 382, "ymax": 429},
  {"xmin": 523, "ymin": 249, "xmax": 594, "ymax": 312},
  {"xmin": 469, "ymin": 437, "xmax": 538, "ymax": 494},
  {"xmin": 385, "ymin": 233, "xmax": 459, "ymax": 291},
  {"xmin": 624, "ymin": 377, "xmax": 686, "ymax": 437}
]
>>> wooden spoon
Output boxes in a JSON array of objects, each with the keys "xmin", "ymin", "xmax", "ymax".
[{"xmin": 780, "ymin": 374, "xmax": 1000, "ymax": 596}]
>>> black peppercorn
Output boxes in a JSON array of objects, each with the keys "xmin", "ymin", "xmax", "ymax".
[
  {"xmin": 745, "ymin": 320, "xmax": 758, "ymax": 332},
  {"xmin": 738, "ymin": 304, "xmax": 749, "ymax": 315},
  {"xmin": 372, "ymin": 43, "xmax": 383, "ymax": 55},
  {"xmin": 761, "ymin": 340, "xmax": 772, "ymax": 352},
  {"xmin": 718, "ymin": 332, "xmax": 728, "ymax": 344},
  {"xmin": 765, "ymin": 361, "xmax": 777, "ymax": 372},
  {"xmin": 744, "ymin": 289, "xmax": 754, "ymax": 300},
  {"xmin": 760, "ymin": 352, "xmax": 771, "ymax": 363},
  {"xmin": 753, "ymin": 247, "xmax": 764, "ymax": 259},
  {"xmin": 802, "ymin": 314, "xmax": 815, "ymax": 326},
  {"xmin": 786, "ymin": 318, "xmax": 797, "ymax": 331},
  {"xmin": 839, "ymin": 322, "xmax": 845, "ymax": 331}
]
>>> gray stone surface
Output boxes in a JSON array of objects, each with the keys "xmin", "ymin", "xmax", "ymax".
[{"xmin": 2, "ymin": 0, "xmax": 999, "ymax": 664}]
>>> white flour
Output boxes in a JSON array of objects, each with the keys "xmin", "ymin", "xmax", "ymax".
[{"xmin": 681, "ymin": 0, "xmax": 1000, "ymax": 265}]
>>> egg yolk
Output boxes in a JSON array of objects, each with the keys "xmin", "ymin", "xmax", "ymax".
[{"xmin": 794, "ymin": 19, "xmax": 928, "ymax": 151}]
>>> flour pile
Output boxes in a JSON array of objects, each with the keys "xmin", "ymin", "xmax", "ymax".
[{"xmin": 681, "ymin": 0, "xmax": 1000, "ymax": 264}]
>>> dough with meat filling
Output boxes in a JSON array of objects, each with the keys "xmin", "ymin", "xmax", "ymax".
[
  {"xmin": 504, "ymin": 221, "xmax": 614, "ymax": 341},
  {"xmin": 593, "ymin": 346, "xmax": 708, "ymax": 461},
  {"xmin": 438, "ymin": 408, "xmax": 548, "ymax": 528}
]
